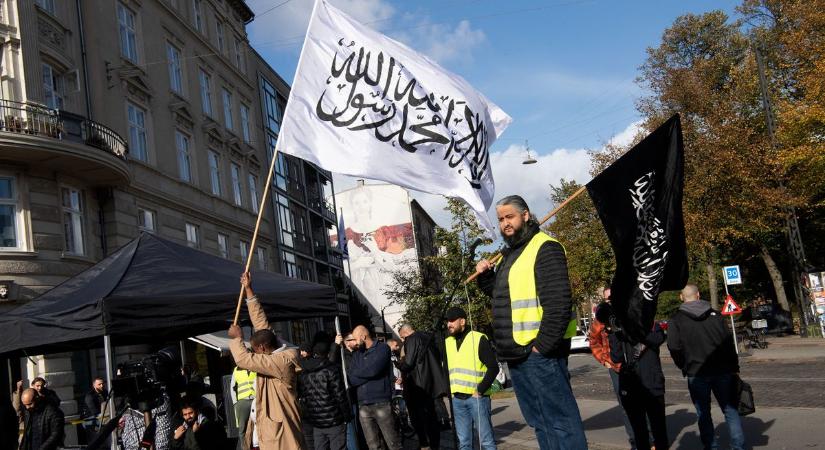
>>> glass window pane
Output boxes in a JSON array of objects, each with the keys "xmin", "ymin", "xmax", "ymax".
[
  {"xmin": 0, "ymin": 204, "xmax": 17, "ymax": 248},
  {"xmin": 0, "ymin": 178, "xmax": 12, "ymax": 198}
]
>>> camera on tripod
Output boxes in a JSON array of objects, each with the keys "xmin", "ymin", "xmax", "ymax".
[{"xmin": 111, "ymin": 347, "xmax": 182, "ymax": 411}]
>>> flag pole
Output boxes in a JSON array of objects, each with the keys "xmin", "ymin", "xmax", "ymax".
[
  {"xmin": 464, "ymin": 185, "xmax": 588, "ymax": 284},
  {"xmin": 233, "ymin": 145, "xmax": 280, "ymax": 325}
]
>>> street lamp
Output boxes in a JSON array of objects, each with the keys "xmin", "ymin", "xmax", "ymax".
[{"xmin": 522, "ymin": 140, "xmax": 537, "ymax": 165}]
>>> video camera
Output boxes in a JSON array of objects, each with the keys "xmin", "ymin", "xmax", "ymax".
[{"xmin": 111, "ymin": 346, "xmax": 183, "ymax": 411}]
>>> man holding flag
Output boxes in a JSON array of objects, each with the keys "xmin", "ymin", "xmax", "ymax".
[{"xmin": 475, "ymin": 195, "xmax": 587, "ymax": 450}]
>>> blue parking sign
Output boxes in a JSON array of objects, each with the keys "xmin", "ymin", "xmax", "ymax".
[{"xmin": 724, "ymin": 265, "xmax": 742, "ymax": 285}]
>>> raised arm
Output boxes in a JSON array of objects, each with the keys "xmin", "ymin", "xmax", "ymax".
[{"xmin": 241, "ymin": 272, "xmax": 270, "ymax": 332}]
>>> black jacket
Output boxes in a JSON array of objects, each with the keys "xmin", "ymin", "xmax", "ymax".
[
  {"xmin": 478, "ymin": 224, "xmax": 573, "ymax": 362},
  {"xmin": 0, "ymin": 394, "xmax": 17, "ymax": 450},
  {"xmin": 667, "ymin": 300, "xmax": 739, "ymax": 377},
  {"xmin": 170, "ymin": 417, "xmax": 227, "ymax": 450},
  {"xmin": 397, "ymin": 331, "xmax": 449, "ymax": 398},
  {"xmin": 348, "ymin": 340, "xmax": 393, "ymax": 405},
  {"xmin": 19, "ymin": 402, "xmax": 64, "ymax": 450},
  {"xmin": 298, "ymin": 356, "xmax": 350, "ymax": 428},
  {"xmin": 82, "ymin": 389, "xmax": 107, "ymax": 419},
  {"xmin": 610, "ymin": 324, "xmax": 666, "ymax": 396}
]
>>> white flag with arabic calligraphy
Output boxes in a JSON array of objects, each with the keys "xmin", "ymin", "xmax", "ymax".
[{"xmin": 276, "ymin": 0, "xmax": 512, "ymax": 235}]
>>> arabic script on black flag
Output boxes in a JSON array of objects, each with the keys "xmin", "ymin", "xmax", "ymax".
[
  {"xmin": 586, "ymin": 115, "xmax": 689, "ymax": 342},
  {"xmin": 315, "ymin": 41, "xmax": 490, "ymax": 190}
]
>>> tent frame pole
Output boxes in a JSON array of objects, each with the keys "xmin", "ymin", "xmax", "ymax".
[{"xmin": 103, "ymin": 335, "xmax": 116, "ymax": 450}]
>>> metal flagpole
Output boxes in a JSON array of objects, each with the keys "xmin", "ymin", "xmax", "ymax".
[
  {"xmin": 335, "ymin": 316, "xmax": 349, "ymax": 390},
  {"xmin": 103, "ymin": 335, "xmax": 116, "ymax": 450}
]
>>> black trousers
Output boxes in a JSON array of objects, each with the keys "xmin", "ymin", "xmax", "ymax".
[
  {"xmin": 619, "ymin": 375, "xmax": 668, "ymax": 450},
  {"xmin": 314, "ymin": 423, "xmax": 347, "ymax": 450},
  {"xmin": 404, "ymin": 385, "xmax": 441, "ymax": 449}
]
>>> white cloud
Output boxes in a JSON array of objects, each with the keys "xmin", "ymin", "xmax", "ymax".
[
  {"xmin": 392, "ymin": 20, "xmax": 486, "ymax": 65},
  {"xmin": 607, "ymin": 120, "xmax": 645, "ymax": 147},
  {"xmin": 248, "ymin": 0, "xmax": 395, "ymax": 49}
]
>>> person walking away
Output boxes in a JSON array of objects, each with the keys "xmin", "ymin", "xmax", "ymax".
[
  {"xmin": 475, "ymin": 195, "xmax": 587, "ymax": 450},
  {"xmin": 348, "ymin": 325, "xmax": 401, "ymax": 450},
  {"xmin": 299, "ymin": 338, "xmax": 351, "ymax": 450},
  {"xmin": 444, "ymin": 307, "xmax": 499, "ymax": 450},
  {"xmin": 171, "ymin": 399, "xmax": 227, "ymax": 450},
  {"xmin": 667, "ymin": 284, "xmax": 744, "ymax": 450},
  {"xmin": 589, "ymin": 289, "xmax": 638, "ymax": 449},
  {"xmin": 231, "ymin": 366, "xmax": 256, "ymax": 450},
  {"xmin": 18, "ymin": 388, "xmax": 63, "ymax": 450},
  {"xmin": 228, "ymin": 272, "xmax": 305, "ymax": 450},
  {"xmin": 397, "ymin": 323, "xmax": 450, "ymax": 450}
]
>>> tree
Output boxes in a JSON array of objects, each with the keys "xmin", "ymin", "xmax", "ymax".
[
  {"xmin": 384, "ymin": 199, "xmax": 493, "ymax": 334},
  {"xmin": 637, "ymin": 10, "xmax": 797, "ymax": 311}
]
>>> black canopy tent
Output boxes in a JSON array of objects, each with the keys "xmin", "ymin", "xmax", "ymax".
[{"xmin": 0, "ymin": 232, "xmax": 338, "ymax": 356}]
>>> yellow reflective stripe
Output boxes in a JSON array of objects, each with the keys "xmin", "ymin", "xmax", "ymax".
[
  {"xmin": 446, "ymin": 331, "xmax": 489, "ymax": 395},
  {"xmin": 513, "ymin": 321, "xmax": 541, "ymax": 332},
  {"xmin": 451, "ymin": 379, "xmax": 478, "ymax": 389},
  {"xmin": 449, "ymin": 368, "xmax": 486, "ymax": 377}
]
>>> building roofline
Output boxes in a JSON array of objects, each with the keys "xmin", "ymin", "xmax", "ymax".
[{"xmin": 230, "ymin": 0, "xmax": 255, "ymax": 24}]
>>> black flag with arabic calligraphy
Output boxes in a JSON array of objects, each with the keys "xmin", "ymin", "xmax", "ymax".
[{"xmin": 586, "ymin": 114, "xmax": 688, "ymax": 342}]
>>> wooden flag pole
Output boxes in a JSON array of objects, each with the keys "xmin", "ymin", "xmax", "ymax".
[
  {"xmin": 233, "ymin": 146, "xmax": 280, "ymax": 325},
  {"xmin": 464, "ymin": 185, "xmax": 588, "ymax": 284}
]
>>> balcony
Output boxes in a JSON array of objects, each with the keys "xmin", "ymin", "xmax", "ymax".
[
  {"xmin": 327, "ymin": 249, "xmax": 343, "ymax": 267},
  {"xmin": 293, "ymin": 233, "xmax": 312, "ymax": 256},
  {"xmin": 0, "ymin": 100, "xmax": 129, "ymax": 185},
  {"xmin": 286, "ymin": 177, "xmax": 305, "ymax": 202}
]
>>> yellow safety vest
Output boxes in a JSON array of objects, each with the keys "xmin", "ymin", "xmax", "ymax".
[
  {"xmin": 233, "ymin": 368, "xmax": 256, "ymax": 400},
  {"xmin": 507, "ymin": 232, "xmax": 578, "ymax": 346},
  {"xmin": 445, "ymin": 331, "xmax": 490, "ymax": 395}
]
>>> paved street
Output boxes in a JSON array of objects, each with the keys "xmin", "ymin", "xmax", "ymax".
[{"xmin": 427, "ymin": 336, "xmax": 825, "ymax": 449}]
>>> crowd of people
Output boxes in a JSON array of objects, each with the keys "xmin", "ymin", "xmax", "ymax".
[{"xmin": 4, "ymin": 194, "xmax": 746, "ymax": 450}]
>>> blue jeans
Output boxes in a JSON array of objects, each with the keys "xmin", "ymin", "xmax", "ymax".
[
  {"xmin": 452, "ymin": 395, "xmax": 497, "ymax": 450},
  {"xmin": 509, "ymin": 352, "xmax": 587, "ymax": 450},
  {"xmin": 687, "ymin": 374, "xmax": 745, "ymax": 450}
]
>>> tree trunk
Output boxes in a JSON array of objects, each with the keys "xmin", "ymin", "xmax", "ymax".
[
  {"xmin": 705, "ymin": 259, "xmax": 720, "ymax": 310},
  {"xmin": 760, "ymin": 245, "xmax": 791, "ymax": 312}
]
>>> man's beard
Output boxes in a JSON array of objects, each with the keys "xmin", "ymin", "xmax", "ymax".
[
  {"xmin": 447, "ymin": 326, "xmax": 463, "ymax": 337},
  {"xmin": 502, "ymin": 223, "xmax": 533, "ymax": 248}
]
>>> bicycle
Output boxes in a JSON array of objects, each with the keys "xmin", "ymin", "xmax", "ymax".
[{"xmin": 391, "ymin": 393, "xmax": 415, "ymax": 440}]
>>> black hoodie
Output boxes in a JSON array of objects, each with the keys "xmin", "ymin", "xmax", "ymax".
[
  {"xmin": 297, "ymin": 357, "xmax": 350, "ymax": 428},
  {"xmin": 667, "ymin": 300, "xmax": 739, "ymax": 377}
]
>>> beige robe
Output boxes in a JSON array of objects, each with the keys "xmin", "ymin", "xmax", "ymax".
[{"xmin": 229, "ymin": 298, "xmax": 304, "ymax": 450}]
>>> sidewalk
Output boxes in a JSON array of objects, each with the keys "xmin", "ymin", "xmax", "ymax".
[{"xmin": 490, "ymin": 396, "xmax": 825, "ymax": 449}]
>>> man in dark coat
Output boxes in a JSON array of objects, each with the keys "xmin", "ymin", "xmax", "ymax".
[
  {"xmin": 397, "ymin": 323, "xmax": 449, "ymax": 450},
  {"xmin": 475, "ymin": 195, "xmax": 586, "ymax": 450},
  {"xmin": 170, "ymin": 399, "xmax": 226, "ymax": 450},
  {"xmin": 81, "ymin": 377, "xmax": 108, "ymax": 441},
  {"xmin": 19, "ymin": 388, "xmax": 64, "ymax": 450},
  {"xmin": 299, "ymin": 339, "xmax": 350, "ymax": 450},
  {"xmin": 667, "ymin": 284, "xmax": 744, "ymax": 450}
]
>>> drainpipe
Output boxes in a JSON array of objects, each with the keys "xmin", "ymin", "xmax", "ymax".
[
  {"xmin": 75, "ymin": 0, "xmax": 93, "ymax": 119},
  {"xmin": 97, "ymin": 189, "xmax": 111, "ymax": 257}
]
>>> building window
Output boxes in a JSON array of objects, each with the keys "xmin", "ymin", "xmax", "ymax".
[
  {"xmin": 274, "ymin": 152, "xmax": 287, "ymax": 191},
  {"xmin": 248, "ymin": 173, "xmax": 259, "ymax": 214},
  {"xmin": 233, "ymin": 37, "xmax": 243, "ymax": 70},
  {"xmin": 0, "ymin": 177, "xmax": 22, "ymax": 250},
  {"xmin": 217, "ymin": 232, "xmax": 229, "ymax": 258},
  {"xmin": 230, "ymin": 163, "xmax": 243, "ymax": 206},
  {"xmin": 175, "ymin": 131, "xmax": 192, "ymax": 182},
  {"xmin": 167, "ymin": 43, "xmax": 183, "ymax": 94},
  {"xmin": 216, "ymin": 21, "xmax": 225, "ymax": 54},
  {"xmin": 282, "ymin": 250, "xmax": 298, "ymax": 278},
  {"xmin": 61, "ymin": 187, "xmax": 84, "ymax": 255},
  {"xmin": 185, "ymin": 222, "xmax": 199, "ymax": 248},
  {"xmin": 222, "ymin": 88, "xmax": 233, "ymax": 131},
  {"xmin": 138, "ymin": 208, "xmax": 156, "ymax": 232},
  {"xmin": 117, "ymin": 2, "xmax": 139, "ymax": 62},
  {"xmin": 262, "ymin": 79, "xmax": 280, "ymax": 133},
  {"xmin": 208, "ymin": 151, "xmax": 222, "ymax": 196},
  {"xmin": 127, "ymin": 102, "xmax": 148, "ymax": 162},
  {"xmin": 240, "ymin": 103, "xmax": 251, "ymax": 143},
  {"xmin": 199, "ymin": 70, "xmax": 212, "ymax": 116},
  {"xmin": 239, "ymin": 240, "xmax": 249, "ymax": 263},
  {"xmin": 42, "ymin": 63, "xmax": 64, "ymax": 110},
  {"xmin": 35, "ymin": 0, "xmax": 56, "ymax": 15},
  {"xmin": 193, "ymin": 0, "xmax": 204, "ymax": 33},
  {"xmin": 277, "ymin": 194, "xmax": 293, "ymax": 247},
  {"xmin": 257, "ymin": 247, "xmax": 267, "ymax": 270}
]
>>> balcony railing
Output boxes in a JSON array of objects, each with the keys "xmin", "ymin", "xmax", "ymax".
[
  {"xmin": 0, "ymin": 100, "xmax": 127, "ymax": 159},
  {"xmin": 322, "ymin": 200, "xmax": 336, "ymax": 222},
  {"xmin": 293, "ymin": 233, "xmax": 312, "ymax": 255}
]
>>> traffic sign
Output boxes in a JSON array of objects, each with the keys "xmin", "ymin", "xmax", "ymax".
[
  {"xmin": 723, "ymin": 265, "xmax": 742, "ymax": 285},
  {"xmin": 721, "ymin": 294, "xmax": 742, "ymax": 315}
]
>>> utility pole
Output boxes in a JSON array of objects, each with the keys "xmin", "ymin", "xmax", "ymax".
[{"xmin": 753, "ymin": 39, "xmax": 813, "ymax": 337}]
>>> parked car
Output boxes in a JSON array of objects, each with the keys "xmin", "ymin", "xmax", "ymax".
[{"xmin": 570, "ymin": 327, "xmax": 590, "ymax": 352}]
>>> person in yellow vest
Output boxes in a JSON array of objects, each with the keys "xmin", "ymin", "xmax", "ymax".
[
  {"xmin": 444, "ymin": 306, "xmax": 499, "ymax": 450},
  {"xmin": 231, "ymin": 366, "xmax": 256, "ymax": 450},
  {"xmin": 475, "ymin": 195, "xmax": 587, "ymax": 450}
]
